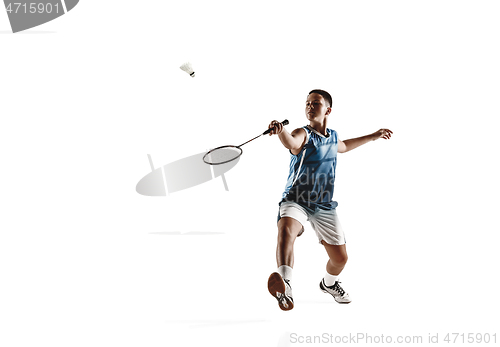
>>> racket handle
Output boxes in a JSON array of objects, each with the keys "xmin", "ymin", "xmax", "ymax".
[{"xmin": 263, "ymin": 119, "xmax": 289, "ymax": 135}]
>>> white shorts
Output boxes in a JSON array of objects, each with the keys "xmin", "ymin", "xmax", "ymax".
[{"xmin": 278, "ymin": 201, "xmax": 346, "ymax": 245}]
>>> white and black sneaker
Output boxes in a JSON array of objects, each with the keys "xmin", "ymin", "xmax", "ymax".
[
  {"xmin": 268, "ymin": 272, "xmax": 294, "ymax": 311},
  {"xmin": 319, "ymin": 279, "xmax": 351, "ymax": 304}
]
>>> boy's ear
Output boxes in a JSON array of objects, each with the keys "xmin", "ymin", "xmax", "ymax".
[{"xmin": 326, "ymin": 107, "xmax": 332, "ymax": 116}]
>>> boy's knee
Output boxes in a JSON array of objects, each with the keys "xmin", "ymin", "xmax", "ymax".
[
  {"xmin": 340, "ymin": 253, "xmax": 348, "ymax": 265},
  {"xmin": 330, "ymin": 253, "xmax": 348, "ymax": 266},
  {"xmin": 278, "ymin": 225, "xmax": 294, "ymax": 241},
  {"xmin": 277, "ymin": 225, "xmax": 300, "ymax": 244},
  {"xmin": 278, "ymin": 218, "xmax": 302, "ymax": 239}
]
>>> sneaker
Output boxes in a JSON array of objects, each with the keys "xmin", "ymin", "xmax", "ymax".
[
  {"xmin": 319, "ymin": 279, "xmax": 351, "ymax": 304},
  {"xmin": 268, "ymin": 272, "xmax": 294, "ymax": 311}
]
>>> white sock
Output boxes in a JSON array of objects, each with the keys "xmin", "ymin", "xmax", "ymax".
[
  {"xmin": 278, "ymin": 265, "xmax": 293, "ymax": 283},
  {"xmin": 324, "ymin": 273, "xmax": 339, "ymax": 287}
]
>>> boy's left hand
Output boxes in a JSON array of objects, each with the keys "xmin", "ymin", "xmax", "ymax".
[{"xmin": 372, "ymin": 129, "xmax": 393, "ymax": 140}]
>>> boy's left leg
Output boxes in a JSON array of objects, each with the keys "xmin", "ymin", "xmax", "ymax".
[
  {"xmin": 320, "ymin": 241, "xmax": 351, "ymax": 303},
  {"xmin": 309, "ymin": 207, "xmax": 351, "ymax": 303},
  {"xmin": 322, "ymin": 241, "xmax": 348, "ymax": 276}
]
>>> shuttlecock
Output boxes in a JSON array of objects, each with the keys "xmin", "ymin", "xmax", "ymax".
[{"xmin": 180, "ymin": 62, "xmax": 195, "ymax": 77}]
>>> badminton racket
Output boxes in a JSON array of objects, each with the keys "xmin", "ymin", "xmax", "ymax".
[{"xmin": 203, "ymin": 119, "xmax": 289, "ymax": 165}]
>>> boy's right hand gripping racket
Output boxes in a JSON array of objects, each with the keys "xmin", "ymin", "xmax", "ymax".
[{"xmin": 203, "ymin": 120, "xmax": 289, "ymax": 165}]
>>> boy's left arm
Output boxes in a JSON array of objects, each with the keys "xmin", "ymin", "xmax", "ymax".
[{"xmin": 338, "ymin": 129, "xmax": 393, "ymax": 153}]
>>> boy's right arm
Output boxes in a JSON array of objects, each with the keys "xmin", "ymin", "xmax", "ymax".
[{"xmin": 267, "ymin": 120, "xmax": 307, "ymax": 154}]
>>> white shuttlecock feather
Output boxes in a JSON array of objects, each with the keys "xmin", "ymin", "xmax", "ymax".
[{"xmin": 180, "ymin": 62, "xmax": 195, "ymax": 77}]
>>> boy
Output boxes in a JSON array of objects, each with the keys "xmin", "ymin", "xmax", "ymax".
[{"xmin": 267, "ymin": 89, "xmax": 392, "ymax": 311}]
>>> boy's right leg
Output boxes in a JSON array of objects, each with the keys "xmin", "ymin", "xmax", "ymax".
[
  {"xmin": 276, "ymin": 217, "xmax": 303, "ymax": 268},
  {"xmin": 268, "ymin": 217, "xmax": 303, "ymax": 311}
]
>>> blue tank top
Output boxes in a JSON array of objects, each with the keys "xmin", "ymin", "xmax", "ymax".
[{"xmin": 281, "ymin": 125, "xmax": 339, "ymax": 210}]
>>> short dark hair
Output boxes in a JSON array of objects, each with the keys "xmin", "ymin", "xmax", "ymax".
[{"xmin": 308, "ymin": 89, "xmax": 332, "ymax": 108}]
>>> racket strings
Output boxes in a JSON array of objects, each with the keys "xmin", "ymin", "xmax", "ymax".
[{"xmin": 204, "ymin": 146, "xmax": 242, "ymax": 165}]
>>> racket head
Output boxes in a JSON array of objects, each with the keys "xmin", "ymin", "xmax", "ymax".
[{"xmin": 203, "ymin": 145, "xmax": 243, "ymax": 165}]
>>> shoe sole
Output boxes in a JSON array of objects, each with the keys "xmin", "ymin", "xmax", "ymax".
[
  {"xmin": 319, "ymin": 282, "xmax": 351, "ymax": 304},
  {"xmin": 268, "ymin": 272, "xmax": 294, "ymax": 311}
]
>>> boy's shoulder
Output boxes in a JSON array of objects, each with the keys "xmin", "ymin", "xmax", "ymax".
[{"xmin": 304, "ymin": 125, "xmax": 338, "ymax": 138}]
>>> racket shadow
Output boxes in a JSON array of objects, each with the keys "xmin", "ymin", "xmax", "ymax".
[{"xmin": 136, "ymin": 152, "xmax": 240, "ymax": 196}]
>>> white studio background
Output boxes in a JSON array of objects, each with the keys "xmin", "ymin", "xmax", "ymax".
[{"xmin": 1, "ymin": 1, "xmax": 499, "ymax": 346}]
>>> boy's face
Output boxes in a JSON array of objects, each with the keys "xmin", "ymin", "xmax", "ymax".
[{"xmin": 305, "ymin": 93, "xmax": 331, "ymax": 122}]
